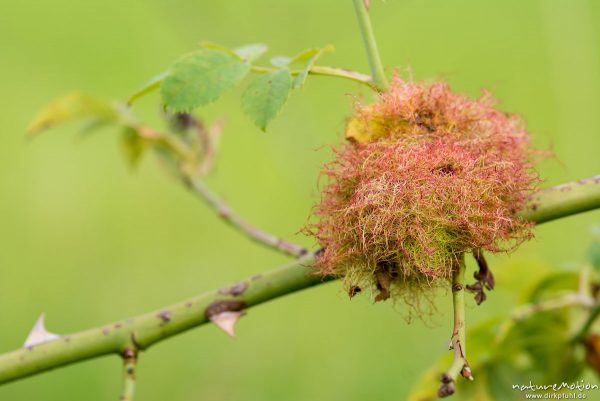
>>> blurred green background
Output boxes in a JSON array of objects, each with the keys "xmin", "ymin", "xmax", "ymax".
[{"xmin": 1, "ymin": 0, "xmax": 599, "ymax": 400}]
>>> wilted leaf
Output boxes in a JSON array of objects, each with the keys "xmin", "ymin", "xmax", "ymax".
[
  {"xmin": 345, "ymin": 115, "xmax": 392, "ymax": 143},
  {"xmin": 241, "ymin": 68, "xmax": 291, "ymax": 131},
  {"xmin": 234, "ymin": 43, "xmax": 268, "ymax": 62},
  {"xmin": 28, "ymin": 92, "xmax": 118, "ymax": 135},
  {"xmin": 127, "ymin": 70, "xmax": 171, "ymax": 105},
  {"xmin": 161, "ymin": 49, "xmax": 250, "ymax": 112},
  {"xmin": 120, "ymin": 127, "xmax": 146, "ymax": 169}
]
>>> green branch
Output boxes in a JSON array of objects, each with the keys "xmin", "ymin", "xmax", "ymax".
[
  {"xmin": 251, "ymin": 65, "xmax": 377, "ymax": 90},
  {"xmin": 120, "ymin": 348, "xmax": 137, "ymax": 401},
  {"xmin": 438, "ymin": 256, "xmax": 472, "ymax": 398},
  {"xmin": 0, "ymin": 177, "xmax": 599, "ymax": 385},
  {"xmin": 523, "ymin": 176, "xmax": 600, "ymax": 223},
  {"xmin": 352, "ymin": 0, "xmax": 388, "ymax": 90},
  {"xmin": 573, "ymin": 303, "xmax": 600, "ymax": 343}
]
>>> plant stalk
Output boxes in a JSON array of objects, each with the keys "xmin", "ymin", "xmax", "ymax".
[
  {"xmin": 0, "ymin": 177, "xmax": 599, "ymax": 384},
  {"xmin": 352, "ymin": 0, "xmax": 388, "ymax": 90},
  {"xmin": 120, "ymin": 348, "xmax": 137, "ymax": 401}
]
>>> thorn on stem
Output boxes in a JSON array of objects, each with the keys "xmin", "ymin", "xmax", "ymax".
[
  {"xmin": 462, "ymin": 364, "xmax": 474, "ymax": 380},
  {"xmin": 205, "ymin": 300, "xmax": 246, "ymax": 338},
  {"xmin": 24, "ymin": 313, "xmax": 60, "ymax": 348},
  {"xmin": 210, "ymin": 312, "xmax": 244, "ymax": 337}
]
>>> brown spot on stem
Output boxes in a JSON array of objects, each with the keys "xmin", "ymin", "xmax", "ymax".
[
  {"xmin": 438, "ymin": 381, "xmax": 455, "ymax": 398},
  {"xmin": 218, "ymin": 282, "xmax": 249, "ymax": 296},
  {"xmin": 121, "ymin": 347, "xmax": 136, "ymax": 360},
  {"xmin": 204, "ymin": 300, "xmax": 246, "ymax": 320},
  {"xmin": 157, "ymin": 310, "xmax": 172, "ymax": 324}
]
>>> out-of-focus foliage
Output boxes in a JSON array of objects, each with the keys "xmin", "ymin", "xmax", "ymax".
[{"xmin": 410, "ymin": 254, "xmax": 600, "ymax": 400}]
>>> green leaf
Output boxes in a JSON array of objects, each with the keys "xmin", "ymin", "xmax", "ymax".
[
  {"xmin": 28, "ymin": 92, "xmax": 118, "ymax": 135},
  {"xmin": 234, "ymin": 43, "xmax": 268, "ymax": 62},
  {"xmin": 127, "ymin": 70, "xmax": 171, "ymax": 105},
  {"xmin": 270, "ymin": 56, "xmax": 292, "ymax": 67},
  {"xmin": 161, "ymin": 49, "xmax": 250, "ymax": 112},
  {"xmin": 526, "ymin": 272, "xmax": 579, "ymax": 303},
  {"xmin": 589, "ymin": 242, "xmax": 600, "ymax": 271},
  {"xmin": 292, "ymin": 46, "xmax": 333, "ymax": 88},
  {"xmin": 269, "ymin": 45, "xmax": 334, "ymax": 88},
  {"xmin": 120, "ymin": 127, "xmax": 146, "ymax": 169},
  {"xmin": 199, "ymin": 41, "xmax": 239, "ymax": 57},
  {"xmin": 241, "ymin": 68, "xmax": 292, "ymax": 131}
]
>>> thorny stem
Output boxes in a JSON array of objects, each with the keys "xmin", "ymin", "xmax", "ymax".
[
  {"xmin": 439, "ymin": 256, "xmax": 472, "ymax": 398},
  {"xmin": 0, "ymin": 178, "xmax": 598, "ymax": 385},
  {"xmin": 120, "ymin": 348, "xmax": 137, "ymax": 401},
  {"xmin": 352, "ymin": 0, "xmax": 388, "ymax": 90},
  {"xmin": 182, "ymin": 176, "xmax": 309, "ymax": 258},
  {"xmin": 0, "ymin": 254, "xmax": 330, "ymax": 384},
  {"xmin": 524, "ymin": 175, "xmax": 600, "ymax": 224}
]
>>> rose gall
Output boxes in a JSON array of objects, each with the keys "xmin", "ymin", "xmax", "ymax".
[{"xmin": 306, "ymin": 77, "xmax": 539, "ymax": 306}]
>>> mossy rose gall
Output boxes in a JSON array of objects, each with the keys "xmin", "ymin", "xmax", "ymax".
[{"xmin": 307, "ymin": 77, "xmax": 539, "ymax": 303}]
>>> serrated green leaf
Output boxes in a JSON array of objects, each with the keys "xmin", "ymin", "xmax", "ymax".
[
  {"xmin": 241, "ymin": 68, "xmax": 292, "ymax": 131},
  {"xmin": 234, "ymin": 43, "xmax": 268, "ymax": 62},
  {"xmin": 127, "ymin": 70, "xmax": 171, "ymax": 105},
  {"xmin": 161, "ymin": 49, "xmax": 250, "ymax": 112},
  {"xmin": 120, "ymin": 127, "xmax": 146, "ymax": 169},
  {"xmin": 28, "ymin": 92, "xmax": 118, "ymax": 135}
]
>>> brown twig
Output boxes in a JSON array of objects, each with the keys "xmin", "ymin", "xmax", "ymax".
[{"xmin": 183, "ymin": 177, "xmax": 308, "ymax": 258}]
